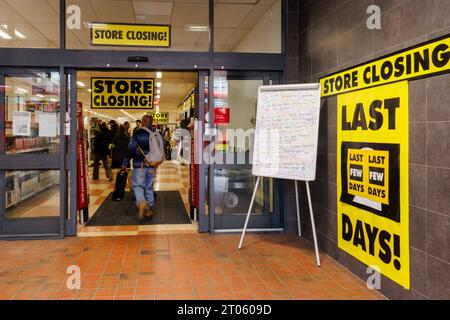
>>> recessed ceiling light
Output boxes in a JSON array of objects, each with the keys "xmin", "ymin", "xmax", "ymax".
[
  {"xmin": 156, "ymin": 82, "xmax": 161, "ymax": 87},
  {"xmin": 155, "ymin": 95, "xmax": 160, "ymax": 99},
  {"xmin": 184, "ymin": 25, "xmax": 209, "ymax": 32},
  {"xmin": 77, "ymin": 81, "xmax": 85, "ymax": 87},
  {"xmin": 0, "ymin": 30, "xmax": 12, "ymax": 40},
  {"xmin": 156, "ymin": 89, "xmax": 161, "ymax": 94},
  {"xmin": 88, "ymin": 88, "xmax": 92, "ymax": 92},
  {"xmin": 156, "ymin": 72, "xmax": 162, "ymax": 79},
  {"xmin": 14, "ymin": 30, "xmax": 26, "ymax": 39}
]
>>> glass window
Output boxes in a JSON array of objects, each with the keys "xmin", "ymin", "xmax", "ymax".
[
  {"xmin": 66, "ymin": 0, "xmax": 209, "ymax": 51},
  {"xmin": 5, "ymin": 170, "xmax": 60, "ymax": 219},
  {"xmin": 214, "ymin": 0, "xmax": 281, "ymax": 53},
  {"xmin": 4, "ymin": 71, "xmax": 61, "ymax": 154},
  {"xmin": 0, "ymin": 0, "xmax": 60, "ymax": 48}
]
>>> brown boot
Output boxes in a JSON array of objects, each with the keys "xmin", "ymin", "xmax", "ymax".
[
  {"xmin": 138, "ymin": 201, "xmax": 147, "ymax": 221},
  {"xmin": 145, "ymin": 206, "xmax": 154, "ymax": 218}
]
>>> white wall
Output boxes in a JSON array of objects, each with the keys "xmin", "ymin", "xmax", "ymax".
[{"xmin": 232, "ymin": 0, "xmax": 282, "ymax": 53}]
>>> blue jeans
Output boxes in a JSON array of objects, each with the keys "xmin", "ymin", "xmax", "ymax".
[{"xmin": 132, "ymin": 167, "xmax": 155, "ymax": 208}]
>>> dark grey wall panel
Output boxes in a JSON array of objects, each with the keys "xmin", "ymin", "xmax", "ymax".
[{"xmin": 288, "ymin": 0, "xmax": 450, "ymax": 300}]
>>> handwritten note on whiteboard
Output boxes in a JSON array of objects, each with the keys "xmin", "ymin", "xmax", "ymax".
[{"xmin": 252, "ymin": 84, "xmax": 321, "ymax": 181}]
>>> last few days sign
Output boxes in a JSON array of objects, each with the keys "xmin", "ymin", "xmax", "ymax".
[
  {"xmin": 337, "ymin": 82, "xmax": 410, "ymax": 289},
  {"xmin": 90, "ymin": 23, "xmax": 170, "ymax": 47}
]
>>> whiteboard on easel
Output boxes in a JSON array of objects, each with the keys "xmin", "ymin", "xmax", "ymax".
[{"xmin": 252, "ymin": 83, "xmax": 322, "ymax": 181}]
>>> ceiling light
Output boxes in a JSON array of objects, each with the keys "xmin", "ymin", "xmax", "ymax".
[
  {"xmin": 156, "ymin": 72, "xmax": 162, "ymax": 79},
  {"xmin": 156, "ymin": 89, "xmax": 161, "ymax": 94},
  {"xmin": 77, "ymin": 81, "xmax": 85, "ymax": 87},
  {"xmin": 155, "ymin": 95, "xmax": 160, "ymax": 99},
  {"xmin": 14, "ymin": 30, "xmax": 26, "ymax": 39},
  {"xmin": 156, "ymin": 82, "xmax": 161, "ymax": 87},
  {"xmin": 88, "ymin": 89, "xmax": 92, "ymax": 92},
  {"xmin": 16, "ymin": 87, "xmax": 27, "ymax": 93},
  {"xmin": 184, "ymin": 25, "xmax": 209, "ymax": 32},
  {"xmin": 0, "ymin": 30, "xmax": 12, "ymax": 40}
]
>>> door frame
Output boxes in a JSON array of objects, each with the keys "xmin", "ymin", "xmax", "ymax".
[
  {"xmin": 0, "ymin": 67, "xmax": 72, "ymax": 239},
  {"xmin": 204, "ymin": 70, "xmax": 284, "ymax": 233}
]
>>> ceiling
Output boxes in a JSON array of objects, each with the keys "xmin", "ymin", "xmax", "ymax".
[{"xmin": 0, "ymin": 0, "xmax": 279, "ymax": 51}]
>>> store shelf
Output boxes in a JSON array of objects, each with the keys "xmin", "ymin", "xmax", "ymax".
[
  {"xmin": 5, "ymin": 181, "xmax": 58, "ymax": 209},
  {"xmin": 6, "ymin": 147, "xmax": 50, "ymax": 154}
]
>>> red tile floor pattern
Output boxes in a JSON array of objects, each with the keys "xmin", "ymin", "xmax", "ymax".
[{"xmin": 0, "ymin": 234, "xmax": 386, "ymax": 300}]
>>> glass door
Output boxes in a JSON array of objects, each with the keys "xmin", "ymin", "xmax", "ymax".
[
  {"xmin": 207, "ymin": 71, "xmax": 283, "ymax": 232},
  {"xmin": 0, "ymin": 68, "xmax": 68, "ymax": 238}
]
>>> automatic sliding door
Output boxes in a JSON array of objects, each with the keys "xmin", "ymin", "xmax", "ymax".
[
  {"xmin": 0, "ymin": 68, "xmax": 65, "ymax": 238},
  {"xmin": 208, "ymin": 71, "xmax": 283, "ymax": 231}
]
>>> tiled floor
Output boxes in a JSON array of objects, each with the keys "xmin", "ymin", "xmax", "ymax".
[
  {"xmin": 0, "ymin": 233, "xmax": 385, "ymax": 300},
  {"xmin": 78, "ymin": 160, "xmax": 196, "ymax": 236}
]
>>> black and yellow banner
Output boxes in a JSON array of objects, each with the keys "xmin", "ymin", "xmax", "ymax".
[
  {"xmin": 320, "ymin": 34, "xmax": 450, "ymax": 97},
  {"xmin": 91, "ymin": 78, "xmax": 154, "ymax": 109},
  {"xmin": 90, "ymin": 23, "xmax": 170, "ymax": 47},
  {"xmin": 337, "ymin": 82, "xmax": 409, "ymax": 289},
  {"xmin": 152, "ymin": 112, "xmax": 169, "ymax": 124}
]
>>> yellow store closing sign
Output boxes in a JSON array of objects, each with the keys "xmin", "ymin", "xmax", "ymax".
[
  {"xmin": 91, "ymin": 78, "xmax": 154, "ymax": 109},
  {"xmin": 337, "ymin": 82, "xmax": 410, "ymax": 289},
  {"xmin": 90, "ymin": 23, "xmax": 170, "ymax": 48},
  {"xmin": 320, "ymin": 34, "xmax": 450, "ymax": 97},
  {"xmin": 152, "ymin": 112, "xmax": 169, "ymax": 124}
]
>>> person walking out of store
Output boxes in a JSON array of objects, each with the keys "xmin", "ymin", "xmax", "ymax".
[
  {"xmin": 111, "ymin": 124, "xmax": 131, "ymax": 169},
  {"xmin": 122, "ymin": 114, "xmax": 163, "ymax": 221},
  {"xmin": 92, "ymin": 122, "xmax": 113, "ymax": 181}
]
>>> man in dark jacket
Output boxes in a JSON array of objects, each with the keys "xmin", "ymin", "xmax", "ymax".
[
  {"xmin": 122, "ymin": 114, "xmax": 157, "ymax": 220},
  {"xmin": 92, "ymin": 122, "xmax": 113, "ymax": 181}
]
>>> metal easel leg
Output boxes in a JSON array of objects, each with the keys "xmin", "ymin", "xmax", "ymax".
[
  {"xmin": 295, "ymin": 180, "xmax": 301, "ymax": 237},
  {"xmin": 306, "ymin": 181, "xmax": 321, "ymax": 267},
  {"xmin": 238, "ymin": 176, "xmax": 261, "ymax": 249}
]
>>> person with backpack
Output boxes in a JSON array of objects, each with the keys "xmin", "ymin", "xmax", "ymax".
[{"xmin": 122, "ymin": 114, "xmax": 165, "ymax": 221}]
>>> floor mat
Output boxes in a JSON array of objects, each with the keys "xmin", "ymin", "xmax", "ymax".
[{"xmin": 86, "ymin": 191, "xmax": 191, "ymax": 226}]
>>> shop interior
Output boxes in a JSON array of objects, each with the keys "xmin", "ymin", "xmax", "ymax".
[
  {"xmin": 77, "ymin": 70, "xmax": 199, "ymax": 232},
  {"xmin": 3, "ymin": 70, "xmax": 200, "ymax": 233}
]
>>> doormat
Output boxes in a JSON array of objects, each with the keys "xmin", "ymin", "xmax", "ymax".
[{"xmin": 86, "ymin": 191, "xmax": 191, "ymax": 226}]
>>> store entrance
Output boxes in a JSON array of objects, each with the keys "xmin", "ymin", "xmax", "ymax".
[{"xmin": 75, "ymin": 70, "xmax": 200, "ymax": 234}]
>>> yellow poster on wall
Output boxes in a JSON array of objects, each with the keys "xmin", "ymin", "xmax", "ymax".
[
  {"xmin": 91, "ymin": 78, "xmax": 154, "ymax": 109},
  {"xmin": 152, "ymin": 112, "xmax": 169, "ymax": 124},
  {"xmin": 320, "ymin": 34, "xmax": 450, "ymax": 97},
  {"xmin": 337, "ymin": 81, "xmax": 410, "ymax": 289},
  {"xmin": 90, "ymin": 23, "xmax": 170, "ymax": 47}
]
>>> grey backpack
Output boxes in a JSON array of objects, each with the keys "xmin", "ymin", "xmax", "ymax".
[{"xmin": 138, "ymin": 127, "xmax": 165, "ymax": 166}]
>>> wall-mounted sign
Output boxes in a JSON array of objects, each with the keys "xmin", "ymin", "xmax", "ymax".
[
  {"xmin": 152, "ymin": 112, "xmax": 169, "ymax": 124},
  {"xmin": 90, "ymin": 23, "xmax": 170, "ymax": 48},
  {"xmin": 91, "ymin": 78, "xmax": 154, "ymax": 109},
  {"xmin": 336, "ymin": 82, "xmax": 409, "ymax": 289},
  {"xmin": 32, "ymin": 84, "xmax": 59, "ymax": 96},
  {"xmin": 320, "ymin": 34, "xmax": 450, "ymax": 97},
  {"xmin": 321, "ymin": 35, "xmax": 450, "ymax": 290},
  {"xmin": 214, "ymin": 107, "xmax": 230, "ymax": 124}
]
